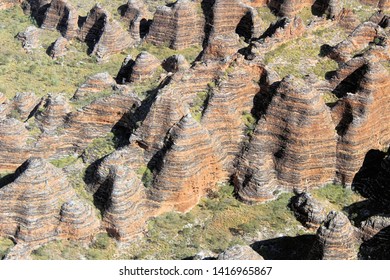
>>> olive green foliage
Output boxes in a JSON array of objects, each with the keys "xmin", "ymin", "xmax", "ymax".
[
  {"xmin": 312, "ymin": 184, "xmax": 363, "ymax": 212},
  {"xmin": 31, "ymin": 233, "xmax": 116, "ymax": 260},
  {"xmin": 0, "ymin": 237, "xmax": 14, "ymax": 259},
  {"xmin": 344, "ymin": 0, "xmax": 379, "ymax": 22},
  {"xmin": 82, "ymin": 132, "xmax": 117, "ymax": 163},
  {"xmin": 242, "ymin": 111, "xmax": 256, "ymax": 136},
  {"xmin": 70, "ymin": 88, "xmax": 115, "ymax": 110},
  {"xmin": 137, "ymin": 166, "xmax": 154, "ymax": 188},
  {"xmin": 50, "ymin": 155, "xmax": 78, "ymax": 168},
  {"xmin": 190, "ymin": 91, "xmax": 208, "ymax": 122},
  {"xmin": 123, "ymin": 184, "xmax": 306, "ymax": 259},
  {"xmin": 256, "ymin": 7, "xmax": 278, "ymax": 30},
  {"xmin": 322, "ymin": 92, "xmax": 339, "ymax": 105}
]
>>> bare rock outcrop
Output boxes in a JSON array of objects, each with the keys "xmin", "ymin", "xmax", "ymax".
[
  {"xmin": 334, "ymin": 56, "xmax": 390, "ymax": 185},
  {"xmin": 217, "ymin": 245, "xmax": 264, "ymax": 260},
  {"xmin": 151, "ymin": 114, "xmax": 224, "ymax": 212},
  {"xmin": 0, "ymin": 158, "xmax": 99, "ymax": 244},
  {"xmin": 102, "ymin": 166, "xmax": 149, "ymax": 242},
  {"xmin": 0, "ymin": 118, "xmax": 30, "ymax": 172},
  {"xmin": 73, "ymin": 72, "xmax": 116, "ymax": 100},
  {"xmin": 162, "ymin": 54, "xmax": 190, "ymax": 73},
  {"xmin": 129, "ymin": 51, "xmax": 161, "ymax": 83},
  {"xmin": 49, "ymin": 36, "xmax": 69, "ymax": 59},
  {"xmin": 361, "ymin": 215, "xmax": 390, "ymax": 241},
  {"xmin": 290, "ymin": 192, "xmax": 327, "ymax": 229},
  {"xmin": 146, "ymin": 0, "xmax": 205, "ymax": 50},
  {"xmin": 121, "ymin": 0, "xmax": 151, "ymax": 43},
  {"xmin": 79, "ymin": 5, "xmax": 132, "ymax": 60},
  {"xmin": 8, "ymin": 92, "xmax": 40, "ymax": 120},
  {"xmin": 16, "ymin": 26, "xmax": 40, "ymax": 53},
  {"xmin": 234, "ymin": 76, "xmax": 337, "ymax": 203},
  {"xmin": 310, "ymin": 211, "xmax": 357, "ymax": 260},
  {"xmin": 268, "ymin": 0, "xmax": 314, "ymax": 17},
  {"xmin": 35, "ymin": 93, "xmax": 71, "ymax": 134},
  {"xmin": 41, "ymin": 0, "xmax": 78, "ymax": 39}
]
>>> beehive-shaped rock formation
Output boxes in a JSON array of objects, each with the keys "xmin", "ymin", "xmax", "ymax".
[
  {"xmin": 41, "ymin": 0, "xmax": 78, "ymax": 39},
  {"xmin": 217, "ymin": 245, "xmax": 264, "ymax": 260},
  {"xmin": 0, "ymin": 158, "xmax": 99, "ymax": 243},
  {"xmin": 310, "ymin": 211, "xmax": 357, "ymax": 260},
  {"xmin": 290, "ymin": 192, "xmax": 327, "ymax": 229},
  {"xmin": 35, "ymin": 93, "xmax": 71, "ymax": 133},
  {"xmin": 151, "ymin": 114, "xmax": 224, "ymax": 212},
  {"xmin": 8, "ymin": 92, "xmax": 39, "ymax": 120},
  {"xmin": 334, "ymin": 57, "xmax": 390, "ymax": 185},
  {"xmin": 235, "ymin": 76, "xmax": 337, "ymax": 203},
  {"xmin": 267, "ymin": 0, "xmax": 314, "ymax": 17},
  {"xmin": 162, "ymin": 54, "xmax": 190, "ymax": 73},
  {"xmin": 201, "ymin": 57, "xmax": 263, "ymax": 174},
  {"xmin": 102, "ymin": 166, "xmax": 150, "ymax": 241},
  {"xmin": 79, "ymin": 5, "xmax": 132, "ymax": 60},
  {"xmin": 121, "ymin": 0, "xmax": 151, "ymax": 42},
  {"xmin": 146, "ymin": 0, "xmax": 205, "ymax": 50},
  {"xmin": 49, "ymin": 36, "xmax": 68, "ymax": 59},
  {"xmin": 129, "ymin": 51, "xmax": 161, "ymax": 83},
  {"xmin": 16, "ymin": 26, "xmax": 40, "ymax": 53},
  {"xmin": 0, "ymin": 118, "xmax": 30, "ymax": 172},
  {"xmin": 73, "ymin": 72, "xmax": 116, "ymax": 100}
]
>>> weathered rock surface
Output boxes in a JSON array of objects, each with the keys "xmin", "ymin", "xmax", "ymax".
[
  {"xmin": 151, "ymin": 114, "xmax": 224, "ymax": 212},
  {"xmin": 162, "ymin": 54, "xmax": 190, "ymax": 73},
  {"xmin": 129, "ymin": 51, "xmax": 161, "ymax": 83},
  {"xmin": 16, "ymin": 26, "xmax": 40, "ymax": 53},
  {"xmin": 217, "ymin": 245, "xmax": 264, "ymax": 260},
  {"xmin": 146, "ymin": 0, "xmax": 205, "ymax": 50},
  {"xmin": 235, "ymin": 76, "xmax": 337, "ymax": 203},
  {"xmin": 268, "ymin": 0, "xmax": 314, "ymax": 17},
  {"xmin": 202, "ymin": 56, "xmax": 263, "ymax": 175},
  {"xmin": 73, "ymin": 72, "xmax": 116, "ymax": 100},
  {"xmin": 0, "ymin": 118, "xmax": 30, "ymax": 172},
  {"xmin": 310, "ymin": 211, "xmax": 357, "ymax": 260},
  {"xmin": 79, "ymin": 5, "xmax": 132, "ymax": 60},
  {"xmin": 0, "ymin": 158, "xmax": 99, "ymax": 244},
  {"xmin": 121, "ymin": 0, "xmax": 151, "ymax": 43},
  {"xmin": 7, "ymin": 92, "xmax": 40, "ymax": 120},
  {"xmin": 49, "ymin": 36, "xmax": 68, "ymax": 59},
  {"xmin": 41, "ymin": 0, "xmax": 78, "ymax": 39},
  {"xmin": 290, "ymin": 192, "xmax": 327, "ymax": 229},
  {"xmin": 35, "ymin": 93, "xmax": 71, "ymax": 134},
  {"xmin": 102, "ymin": 166, "xmax": 149, "ymax": 242},
  {"xmin": 361, "ymin": 215, "xmax": 390, "ymax": 241},
  {"xmin": 333, "ymin": 56, "xmax": 390, "ymax": 185}
]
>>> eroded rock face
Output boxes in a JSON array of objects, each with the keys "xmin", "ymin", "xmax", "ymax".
[
  {"xmin": 269, "ymin": 0, "xmax": 314, "ymax": 17},
  {"xmin": 0, "ymin": 118, "xmax": 30, "ymax": 172},
  {"xmin": 290, "ymin": 192, "xmax": 327, "ymax": 229},
  {"xmin": 0, "ymin": 158, "xmax": 99, "ymax": 244},
  {"xmin": 162, "ymin": 54, "xmax": 190, "ymax": 73},
  {"xmin": 235, "ymin": 76, "xmax": 337, "ymax": 203},
  {"xmin": 334, "ymin": 57, "xmax": 390, "ymax": 185},
  {"xmin": 151, "ymin": 114, "xmax": 224, "ymax": 212},
  {"xmin": 217, "ymin": 245, "xmax": 264, "ymax": 260},
  {"xmin": 310, "ymin": 211, "xmax": 357, "ymax": 260},
  {"xmin": 361, "ymin": 215, "xmax": 390, "ymax": 241},
  {"xmin": 102, "ymin": 166, "xmax": 150, "ymax": 242},
  {"xmin": 147, "ymin": 0, "xmax": 205, "ymax": 50},
  {"xmin": 121, "ymin": 0, "xmax": 151, "ymax": 43},
  {"xmin": 16, "ymin": 26, "xmax": 40, "ymax": 53},
  {"xmin": 129, "ymin": 51, "xmax": 161, "ymax": 83},
  {"xmin": 73, "ymin": 72, "xmax": 116, "ymax": 100},
  {"xmin": 41, "ymin": 0, "xmax": 78, "ymax": 39},
  {"xmin": 49, "ymin": 36, "xmax": 68, "ymax": 59},
  {"xmin": 8, "ymin": 92, "xmax": 40, "ymax": 121},
  {"xmin": 35, "ymin": 93, "xmax": 71, "ymax": 134},
  {"xmin": 79, "ymin": 5, "xmax": 132, "ymax": 60}
]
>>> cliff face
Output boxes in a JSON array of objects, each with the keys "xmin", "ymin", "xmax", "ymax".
[
  {"xmin": 235, "ymin": 76, "xmax": 337, "ymax": 203},
  {"xmin": 151, "ymin": 114, "xmax": 224, "ymax": 212},
  {"xmin": 146, "ymin": 0, "xmax": 205, "ymax": 50},
  {"xmin": 41, "ymin": 0, "xmax": 78, "ymax": 39},
  {"xmin": 310, "ymin": 211, "xmax": 357, "ymax": 260},
  {"xmin": 0, "ymin": 158, "xmax": 99, "ymax": 244}
]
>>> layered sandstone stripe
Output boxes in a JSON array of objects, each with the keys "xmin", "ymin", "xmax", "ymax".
[
  {"xmin": 16, "ymin": 26, "xmax": 41, "ymax": 53},
  {"xmin": 0, "ymin": 118, "xmax": 30, "ymax": 172},
  {"xmin": 102, "ymin": 166, "xmax": 150, "ymax": 242},
  {"xmin": 147, "ymin": 0, "xmax": 205, "ymax": 50},
  {"xmin": 9, "ymin": 91, "xmax": 40, "ymax": 120},
  {"xmin": 121, "ymin": 0, "xmax": 151, "ymax": 43},
  {"xmin": 129, "ymin": 51, "xmax": 161, "ymax": 83},
  {"xmin": 361, "ymin": 215, "xmax": 390, "ymax": 241},
  {"xmin": 268, "ymin": 0, "xmax": 314, "ymax": 17},
  {"xmin": 290, "ymin": 192, "xmax": 327, "ymax": 229},
  {"xmin": 49, "ymin": 36, "xmax": 69, "ymax": 59},
  {"xmin": 73, "ymin": 72, "xmax": 116, "ymax": 100},
  {"xmin": 41, "ymin": 0, "xmax": 78, "ymax": 39},
  {"xmin": 151, "ymin": 114, "xmax": 224, "ymax": 212},
  {"xmin": 35, "ymin": 93, "xmax": 71, "ymax": 134},
  {"xmin": 334, "ymin": 57, "xmax": 390, "ymax": 185},
  {"xmin": 202, "ymin": 57, "xmax": 263, "ymax": 174},
  {"xmin": 0, "ymin": 158, "xmax": 99, "ymax": 243},
  {"xmin": 310, "ymin": 211, "xmax": 357, "ymax": 260},
  {"xmin": 235, "ymin": 76, "xmax": 337, "ymax": 203}
]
